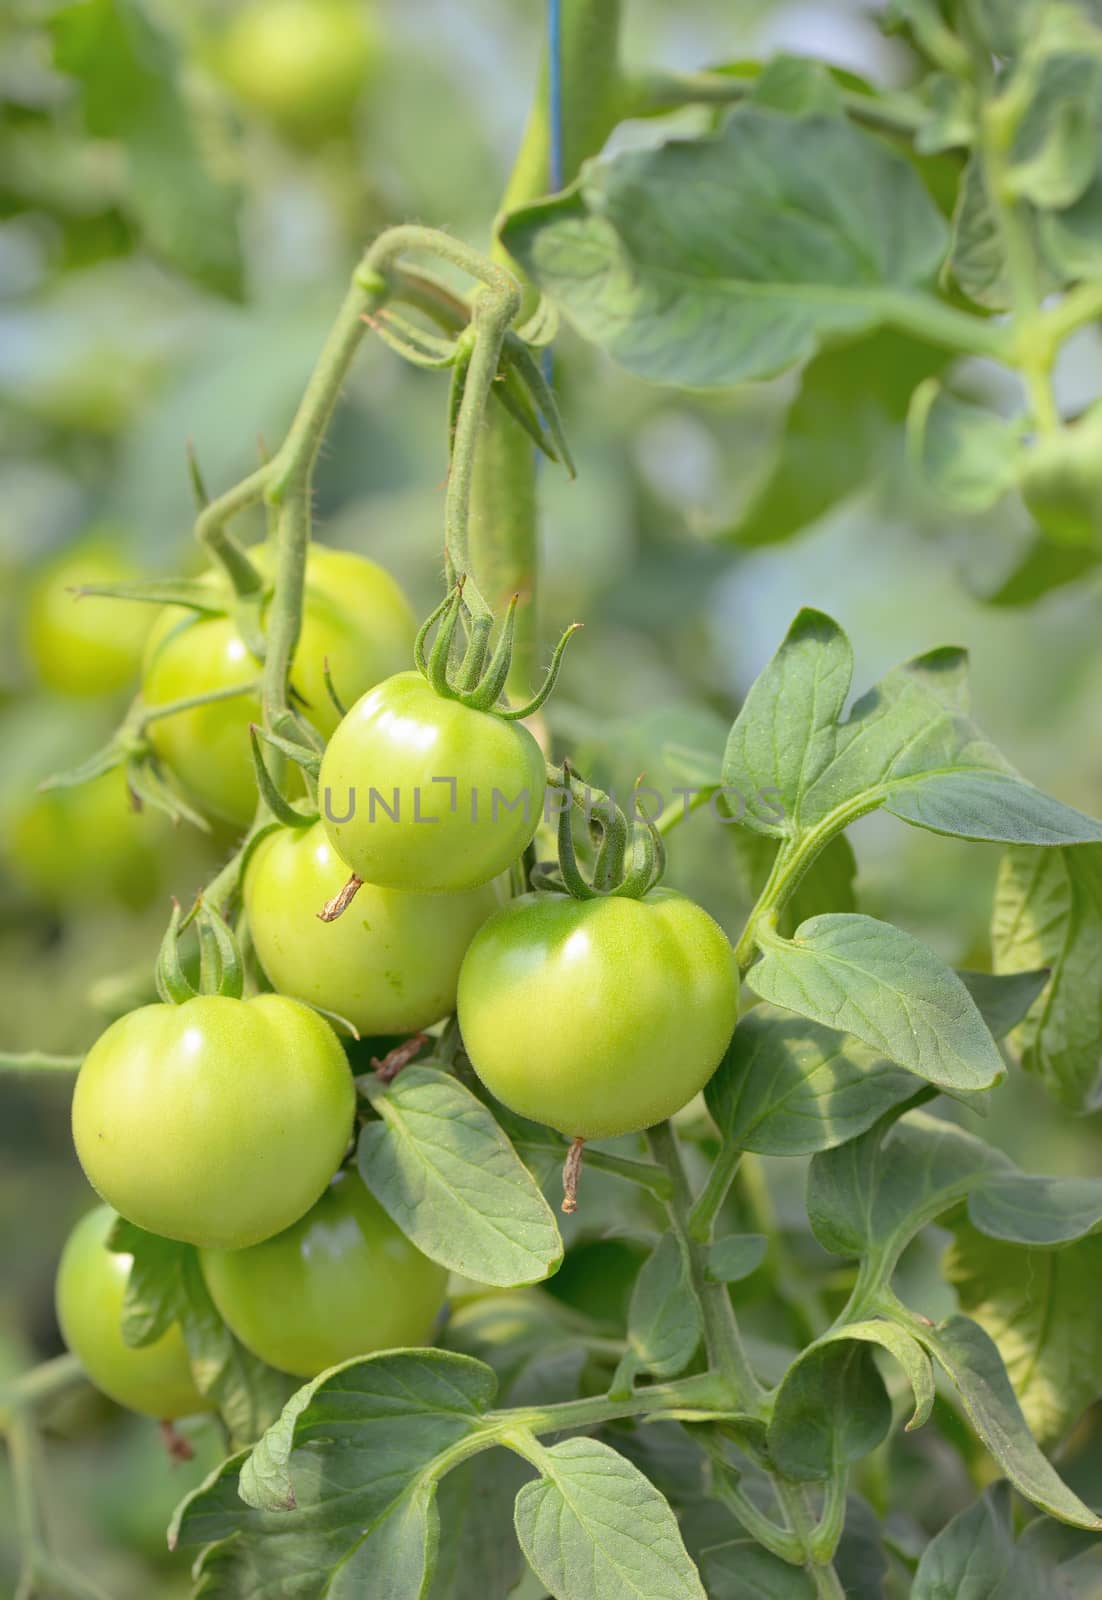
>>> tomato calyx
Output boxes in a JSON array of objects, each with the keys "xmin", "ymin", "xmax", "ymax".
[
  {"xmin": 413, "ymin": 579, "xmax": 581, "ymax": 719},
  {"xmin": 155, "ymin": 898, "xmax": 244, "ymax": 1005},
  {"xmin": 534, "ymin": 759, "xmax": 667, "ymax": 902}
]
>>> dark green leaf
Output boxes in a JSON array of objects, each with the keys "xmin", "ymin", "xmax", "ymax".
[
  {"xmin": 500, "ymin": 109, "xmax": 948, "ymax": 388},
  {"xmin": 747, "ymin": 915, "xmax": 1005, "ymax": 1092},
  {"xmin": 950, "ymin": 154, "xmax": 1056, "ymax": 309},
  {"xmin": 51, "ymin": 0, "xmax": 244, "ymax": 298},
  {"xmin": 107, "ymin": 1217, "xmax": 187, "ymax": 1348},
  {"xmin": 704, "ymin": 1005, "xmax": 919, "ymax": 1158},
  {"xmin": 514, "ymin": 1436, "xmax": 706, "ymax": 1600},
  {"xmin": 992, "ymin": 844, "xmax": 1102, "ymax": 1110},
  {"xmin": 915, "ymin": 1314, "xmax": 1102, "ymax": 1528},
  {"xmin": 429, "ymin": 1451, "xmax": 530, "ymax": 1600},
  {"xmin": 177, "ymin": 1254, "xmax": 294, "ymax": 1451},
  {"xmin": 911, "ymin": 1481, "xmax": 1018, "ymax": 1599},
  {"xmin": 957, "ymin": 968, "xmax": 1051, "ymax": 1040},
  {"xmin": 624, "ymin": 1234, "xmax": 702, "ymax": 1381},
  {"xmin": 768, "ymin": 1321, "xmax": 932, "ymax": 1479},
  {"xmin": 946, "ymin": 1225, "xmax": 1102, "ymax": 1445},
  {"xmin": 172, "ymin": 1351, "xmax": 499, "ymax": 1598},
  {"xmin": 357, "ymin": 1066, "xmax": 563, "ymax": 1287}
]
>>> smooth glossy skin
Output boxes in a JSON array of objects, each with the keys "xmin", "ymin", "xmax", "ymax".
[
  {"xmin": 201, "ymin": 1168, "xmax": 447, "ymax": 1378},
  {"xmin": 25, "ymin": 534, "xmax": 151, "ymax": 697},
  {"xmin": 72, "ymin": 994, "xmax": 355, "ymax": 1249},
  {"xmin": 457, "ymin": 889, "xmax": 738, "ymax": 1139},
  {"xmin": 8, "ymin": 767, "xmax": 166, "ymax": 910},
  {"xmin": 244, "ymin": 821, "xmax": 504, "ymax": 1034},
  {"xmin": 142, "ymin": 546, "xmax": 415, "ymax": 828},
  {"xmin": 55, "ymin": 1206, "xmax": 211, "ymax": 1419},
  {"xmin": 319, "ymin": 671, "xmax": 546, "ymax": 892},
  {"xmin": 215, "ymin": 0, "xmax": 376, "ymax": 138}
]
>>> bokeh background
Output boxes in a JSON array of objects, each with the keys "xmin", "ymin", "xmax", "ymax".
[{"xmin": 2, "ymin": 2, "xmax": 1101, "ymax": 1593}]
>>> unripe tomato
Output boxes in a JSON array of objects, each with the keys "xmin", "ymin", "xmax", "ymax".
[
  {"xmin": 244, "ymin": 820, "xmax": 504, "ymax": 1034},
  {"xmin": 6, "ymin": 766, "xmax": 166, "ymax": 911},
  {"xmin": 457, "ymin": 889, "xmax": 737, "ymax": 1139},
  {"xmin": 213, "ymin": 0, "xmax": 376, "ymax": 141},
  {"xmin": 319, "ymin": 671, "xmax": 546, "ymax": 892},
  {"xmin": 72, "ymin": 994, "xmax": 355, "ymax": 1248},
  {"xmin": 200, "ymin": 1168, "xmax": 447, "ymax": 1378},
  {"xmin": 141, "ymin": 545, "xmax": 415, "ymax": 829},
  {"xmin": 55, "ymin": 1205, "xmax": 210, "ymax": 1419},
  {"xmin": 1020, "ymin": 406, "xmax": 1102, "ymax": 547},
  {"xmin": 25, "ymin": 532, "xmax": 151, "ymax": 698}
]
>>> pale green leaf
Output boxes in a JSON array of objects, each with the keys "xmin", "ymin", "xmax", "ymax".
[
  {"xmin": 357, "ymin": 1067, "xmax": 563, "ymax": 1287},
  {"xmin": 625, "ymin": 1233, "xmax": 702, "ymax": 1381},
  {"xmin": 500, "ymin": 108, "xmax": 948, "ymax": 388},
  {"xmin": 907, "ymin": 380, "xmax": 1022, "ymax": 512},
  {"xmin": 706, "ymin": 1235, "xmax": 768, "ymax": 1283},
  {"xmin": 514, "ymin": 1436, "xmax": 706, "ymax": 1600}
]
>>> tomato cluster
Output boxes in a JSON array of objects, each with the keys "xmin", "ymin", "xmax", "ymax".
[{"xmin": 46, "ymin": 535, "xmax": 737, "ymax": 1419}]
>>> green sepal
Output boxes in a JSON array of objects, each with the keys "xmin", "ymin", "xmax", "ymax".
[
  {"xmin": 155, "ymin": 902, "xmax": 199, "ymax": 1007},
  {"xmin": 248, "ymin": 725, "xmax": 317, "ymax": 829}
]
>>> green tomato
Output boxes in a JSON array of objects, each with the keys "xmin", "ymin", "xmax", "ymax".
[
  {"xmin": 1020, "ymin": 406, "xmax": 1102, "ymax": 547},
  {"xmin": 319, "ymin": 671, "xmax": 546, "ymax": 892},
  {"xmin": 214, "ymin": 0, "xmax": 376, "ymax": 140},
  {"xmin": 72, "ymin": 994, "xmax": 355, "ymax": 1248},
  {"xmin": 25, "ymin": 532, "xmax": 151, "ymax": 698},
  {"xmin": 244, "ymin": 820, "xmax": 504, "ymax": 1034},
  {"xmin": 142, "ymin": 545, "xmax": 415, "ymax": 829},
  {"xmin": 55, "ymin": 1205, "xmax": 211, "ymax": 1419},
  {"xmin": 457, "ymin": 889, "xmax": 737, "ymax": 1139},
  {"xmin": 201, "ymin": 1168, "xmax": 447, "ymax": 1378},
  {"xmin": 7, "ymin": 766, "xmax": 167, "ymax": 911}
]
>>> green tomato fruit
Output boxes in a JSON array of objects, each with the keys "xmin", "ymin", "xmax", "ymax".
[
  {"xmin": 7, "ymin": 766, "xmax": 167, "ymax": 911},
  {"xmin": 25, "ymin": 532, "xmax": 151, "ymax": 698},
  {"xmin": 142, "ymin": 545, "xmax": 415, "ymax": 829},
  {"xmin": 1020, "ymin": 405, "xmax": 1102, "ymax": 547},
  {"xmin": 457, "ymin": 889, "xmax": 737, "ymax": 1139},
  {"xmin": 214, "ymin": 0, "xmax": 376, "ymax": 140},
  {"xmin": 201, "ymin": 1168, "xmax": 447, "ymax": 1378},
  {"xmin": 55, "ymin": 1205, "xmax": 211, "ymax": 1419},
  {"xmin": 72, "ymin": 994, "xmax": 355, "ymax": 1248},
  {"xmin": 244, "ymin": 819, "xmax": 504, "ymax": 1034},
  {"xmin": 319, "ymin": 671, "xmax": 546, "ymax": 892}
]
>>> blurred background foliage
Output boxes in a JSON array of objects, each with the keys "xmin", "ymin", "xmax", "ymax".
[{"xmin": 1, "ymin": 1, "xmax": 1101, "ymax": 1592}]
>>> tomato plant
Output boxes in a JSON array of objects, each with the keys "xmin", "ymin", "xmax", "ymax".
[
  {"xmin": 5, "ymin": 4, "xmax": 1102, "ymax": 1600},
  {"xmin": 55, "ymin": 1206, "xmax": 211, "ymax": 1420},
  {"xmin": 201, "ymin": 1167, "xmax": 448, "ymax": 1378},
  {"xmin": 244, "ymin": 819, "xmax": 504, "ymax": 1035},
  {"xmin": 141, "ymin": 545, "xmax": 415, "ymax": 827},
  {"xmin": 458, "ymin": 889, "xmax": 737, "ymax": 1138},
  {"xmin": 72, "ymin": 994, "xmax": 355, "ymax": 1248}
]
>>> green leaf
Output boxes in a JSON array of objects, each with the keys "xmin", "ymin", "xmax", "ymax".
[
  {"xmin": 107, "ymin": 1217, "xmax": 187, "ymax": 1347},
  {"xmin": 992, "ymin": 844, "xmax": 1102, "ymax": 1110},
  {"xmin": 701, "ymin": 1541, "xmax": 817, "ymax": 1599},
  {"xmin": 704, "ymin": 1004, "xmax": 919, "ymax": 1158},
  {"xmin": 176, "ymin": 1254, "xmax": 294, "ymax": 1451},
  {"xmin": 914, "ymin": 1314, "xmax": 1102, "ymax": 1528},
  {"xmin": 730, "ymin": 833, "xmax": 857, "ymax": 937},
  {"xmin": 429, "ymin": 1452, "xmax": 530, "ymax": 1600},
  {"xmin": 623, "ymin": 1234, "xmax": 702, "ymax": 1382},
  {"xmin": 724, "ymin": 610, "xmax": 1102, "ymax": 847},
  {"xmin": 443, "ymin": 1291, "xmax": 592, "ymax": 1406},
  {"xmin": 950, "ymin": 154, "xmax": 1057, "ymax": 309},
  {"xmin": 500, "ymin": 108, "xmax": 948, "ymax": 388},
  {"xmin": 50, "ymin": 0, "xmax": 244, "ymax": 299},
  {"xmin": 906, "ymin": 379, "xmax": 1022, "ymax": 512},
  {"xmin": 1041, "ymin": 162, "xmax": 1102, "ymax": 276},
  {"xmin": 946, "ymin": 1225, "xmax": 1102, "ymax": 1445},
  {"xmin": 911, "ymin": 1482, "xmax": 1018, "ymax": 1599},
  {"xmin": 357, "ymin": 1066, "xmax": 563, "ymax": 1287},
  {"xmin": 727, "ymin": 331, "xmax": 946, "ymax": 547},
  {"xmin": 981, "ymin": 533, "xmax": 1102, "ymax": 606},
  {"xmin": 916, "ymin": 73, "xmax": 978, "ymax": 154},
  {"xmin": 749, "ymin": 53, "xmax": 846, "ymax": 116},
  {"xmin": 807, "ymin": 1109, "xmax": 1002, "ymax": 1273},
  {"xmin": 1002, "ymin": 9, "xmax": 1102, "ymax": 211},
  {"xmin": 706, "ymin": 1235, "xmax": 768, "ymax": 1283},
  {"xmin": 747, "ymin": 915, "xmax": 1006, "ymax": 1092},
  {"xmin": 723, "ymin": 609, "xmax": 853, "ymax": 836},
  {"xmin": 514, "ymin": 1436, "xmax": 707, "ymax": 1600},
  {"xmin": 768, "ymin": 1320, "xmax": 933, "ymax": 1479},
  {"xmin": 172, "ymin": 1351, "xmax": 499, "ymax": 1598},
  {"xmin": 957, "ymin": 968, "xmax": 1051, "ymax": 1040}
]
